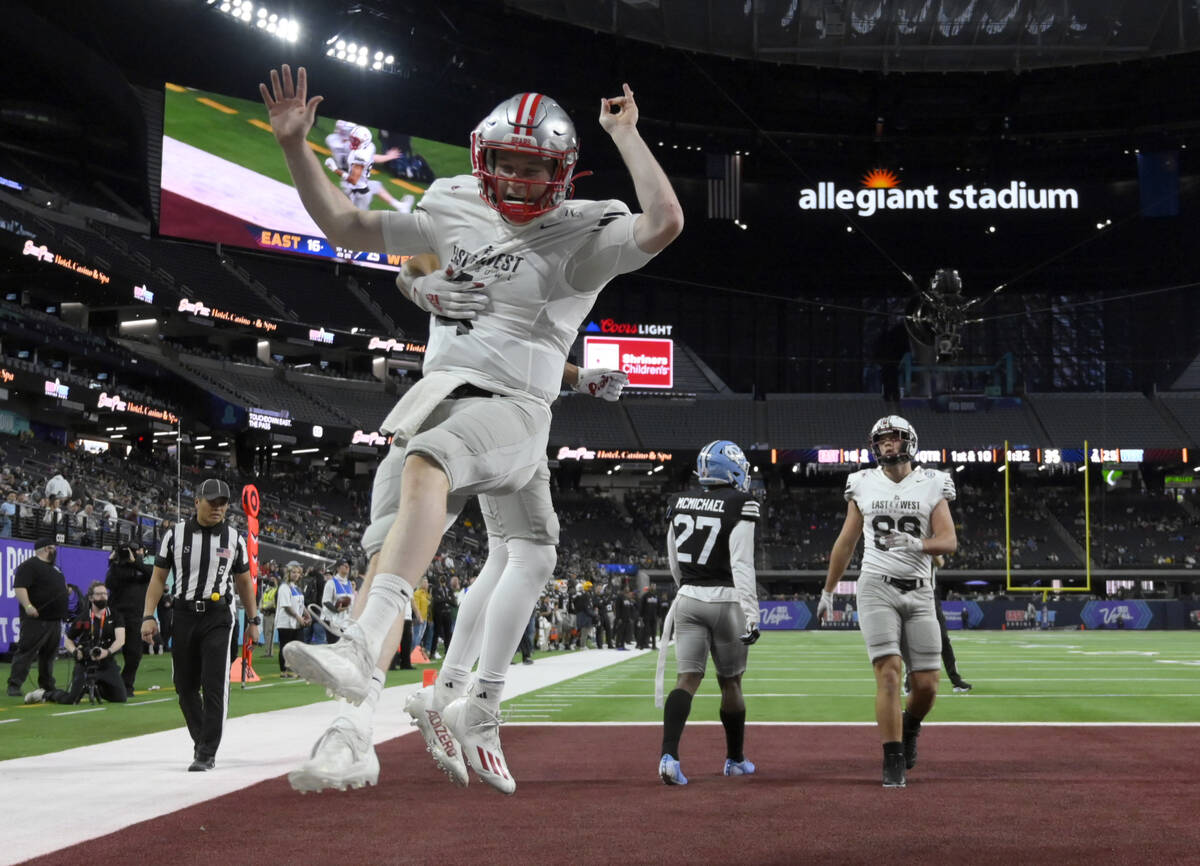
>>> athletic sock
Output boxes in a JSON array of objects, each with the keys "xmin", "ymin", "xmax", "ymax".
[
  {"xmin": 471, "ymin": 677, "xmax": 504, "ymax": 715},
  {"xmin": 333, "ymin": 671, "xmax": 384, "ymax": 743},
  {"xmin": 436, "ymin": 664, "xmax": 471, "ymax": 710},
  {"xmin": 356, "ymin": 573, "xmax": 413, "ymax": 653},
  {"xmin": 661, "ymin": 689, "xmax": 693, "ymax": 757},
  {"xmin": 883, "ymin": 740, "xmax": 904, "ymax": 758},
  {"xmin": 903, "ymin": 708, "xmax": 922, "ymax": 733},
  {"xmin": 719, "ymin": 708, "xmax": 746, "ymax": 762}
]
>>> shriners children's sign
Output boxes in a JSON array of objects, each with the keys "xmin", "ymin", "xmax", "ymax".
[{"xmin": 798, "ymin": 169, "xmax": 1080, "ymax": 218}]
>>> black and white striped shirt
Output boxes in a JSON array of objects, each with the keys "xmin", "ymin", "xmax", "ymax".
[{"xmin": 155, "ymin": 517, "xmax": 250, "ymax": 602}]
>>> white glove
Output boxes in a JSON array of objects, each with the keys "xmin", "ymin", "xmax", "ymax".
[
  {"xmin": 323, "ymin": 156, "xmax": 340, "ymax": 174},
  {"xmin": 739, "ymin": 611, "xmax": 760, "ymax": 645},
  {"xmin": 573, "ymin": 368, "xmax": 628, "ymax": 401},
  {"xmin": 395, "ymin": 267, "xmax": 490, "ymax": 320},
  {"xmin": 880, "ymin": 531, "xmax": 925, "ymax": 552},
  {"xmin": 816, "ymin": 590, "xmax": 834, "ymax": 623}
]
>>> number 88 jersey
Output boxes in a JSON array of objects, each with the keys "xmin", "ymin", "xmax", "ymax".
[
  {"xmin": 847, "ymin": 466, "xmax": 956, "ymax": 580},
  {"xmin": 667, "ymin": 486, "xmax": 760, "ymax": 587}
]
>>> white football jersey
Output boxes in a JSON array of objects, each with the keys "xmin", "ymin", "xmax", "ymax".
[
  {"xmin": 381, "ymin": 175, "xmax": 655, "ymax": 404},
  {"xmin": 845, "ymin": 465, "xmax": 956, "ymax": 580}
]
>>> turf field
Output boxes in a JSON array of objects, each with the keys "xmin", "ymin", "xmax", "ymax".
[
  {"xmin": 4, "ymin": 629, "xmax": 1196, "ymax": 761},
  {"xmin": 162, "ymin": 82, "xmax": 471, "ymax": 205}
]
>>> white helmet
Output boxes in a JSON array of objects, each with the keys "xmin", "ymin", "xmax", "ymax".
[
  {"xmin": 349, "ymin": 125, "xmax": 372, "ymax": 150},
  {"xmin": 470, "ymin": 92, "xmax": 580, "ymax": 223},
  {"xmin": 334, "ymin": 119, "xmax": 355, "ymax": 138},
  {"xmin": 870, "ymin": 416, "xmax": 918, "ymax": 465}
]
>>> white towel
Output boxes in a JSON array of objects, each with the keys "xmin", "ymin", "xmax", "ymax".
[
  {"xmin": 378, "ymin": 371, "xmax": 467, "ymax": 441},
  {"xmin": 654, "ymin": 598, "xmax": 678, "ymax": 708}
]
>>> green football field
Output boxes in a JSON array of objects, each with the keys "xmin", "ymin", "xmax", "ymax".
[
  {"xmin": 162, "ymin": 82, "xmax": 471, "ymax": 207},
  {"xmin": 3, "ymin": 630, "xmax": 1197, "ymax": 761}
]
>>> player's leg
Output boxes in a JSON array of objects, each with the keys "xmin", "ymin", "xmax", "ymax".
[
  {"xmin": 712, "ymin": 601, "xmax": 754, "ymax": 776},
  {"xmin": 900, "ymin": 590, "xmax": 942, "ymax": 772},
  {"xmin": 660, "ymin": 595, "xmax": 708, "ymax": 786},
  {"xmin": 443, "ymin": 470, "xmax": 559, "ymax": 794},
  {"xmin": 405, "ymin": 533, "xmax": 507, "ymax": 788},
  {"xmin": 858, "ymin": 576, "xmax": 907, "ymax": 787}
]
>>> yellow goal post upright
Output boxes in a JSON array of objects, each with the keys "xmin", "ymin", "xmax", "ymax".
[{"xmin": 1004, "ymin": 439, "xmax": 1092, "ymax": 595}]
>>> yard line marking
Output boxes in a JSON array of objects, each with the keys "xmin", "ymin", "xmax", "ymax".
[
  {"xmin": 126, "ymin": 698, "xmax": 172, "ymax": 707},
  {"xmin": 0, "ymin": 718, "xmax": 18, "ymax": 725},
  {"xmin": 49, "ymin": 708, "xmax": 106, "ymax": 717},
  {"xmin": 197, "ymin": 96, "xmax": 238, "ymax": 115},
  {"xmin": 164, "ymin": 82, "xmax": 187, "ymax": 92},
  {"xmin": 243, "ymin": 683, "xmax": 278, "ymax": 690}
]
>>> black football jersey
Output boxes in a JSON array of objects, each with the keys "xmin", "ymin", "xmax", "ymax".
[{"xmin": 667, "ymin": 485, "xmax": 760, "ymax": 587}]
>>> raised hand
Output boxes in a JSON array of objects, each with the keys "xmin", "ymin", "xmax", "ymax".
[
  {"xmin": 599, "ymin": 83, "xmax": 639, "ymax": 136},
  {"xmin": 259, "ymin": 64, "xmax": 324, "ymax": 146}
]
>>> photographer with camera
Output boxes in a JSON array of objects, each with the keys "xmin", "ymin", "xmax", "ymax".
[
  {"xmin": 105, "ymin": 540, "xmax": 152, "ymax": 694},
  {"xmin": 7, "ymin": 537, "xmax": 67, "ymax": 699},
  {"xmin": 29, "ymin": 582, "xmax": 127, "ymax": 705}
]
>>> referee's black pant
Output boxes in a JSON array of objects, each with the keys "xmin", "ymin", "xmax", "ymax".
[{"xmin": 171, "ymin": 607, "xmax": 235, "ymax": 762}]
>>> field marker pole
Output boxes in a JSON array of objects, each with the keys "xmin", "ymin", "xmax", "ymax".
[
  {"xmin": 1004, "ymin": 439, "xmax": 1012, "ymax": 591},
  {"xmin": 1084, "ymin": 439, "xmax": 1091, "ymax": 593}
]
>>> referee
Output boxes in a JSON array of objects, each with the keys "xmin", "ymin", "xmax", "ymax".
[{"xmin": 141, "ymin": 479, "xmax": 260, "ymax": 771}]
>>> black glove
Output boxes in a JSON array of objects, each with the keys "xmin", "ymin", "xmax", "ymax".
[{"xmin": 739, "ymin": 625, "xmax": 761, "ymax": 646}]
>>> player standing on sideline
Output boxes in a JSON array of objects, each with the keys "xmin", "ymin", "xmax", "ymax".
[
  {"xmin": 818, "ymin": 417, "xmax": 957, "ymax": 788},
  {"xmin": 261, "ymin": 64, "xmax": 682, "ymax": 789},
  {"xmin": 656, "ymin": 440, "xmax": 760, "ymax": 786}
]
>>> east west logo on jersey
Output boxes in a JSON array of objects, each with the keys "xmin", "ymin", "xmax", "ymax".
[{"xmin": 847, "ymin": 466, "xmax": 955, "ymax": 579}]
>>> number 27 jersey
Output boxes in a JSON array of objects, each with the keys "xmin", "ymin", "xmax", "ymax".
[
  {"xmin": 667, "ymin": 486, "xmax": 759, "ymax": 587},
  {"xmin": 846, "ymin": 466, "xmax": 955, "ymax": 580}
]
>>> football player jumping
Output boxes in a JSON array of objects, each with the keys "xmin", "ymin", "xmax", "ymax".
[
  {"xmin": 818, "ymin": 417, "xmax": 957, "ymax": 788},
  {"xmin": 656, "ymin": 440, "xmax": 760, "ymax": 786},
  {"xmin": 262, "ymin": 65, "xmax": 682, "ymax": 792}
]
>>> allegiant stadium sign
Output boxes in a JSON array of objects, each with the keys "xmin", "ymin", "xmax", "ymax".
[{"xmin": 798, "ymin": 176, "xmax": 1079, "ymax": 218}]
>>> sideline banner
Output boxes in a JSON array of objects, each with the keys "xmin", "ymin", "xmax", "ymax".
[{"xmin": 1, "ymin": 540, "xmax": 112, "ymax": 649}]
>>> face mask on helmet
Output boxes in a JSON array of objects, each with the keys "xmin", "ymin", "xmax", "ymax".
[
  {"xmin": 471, "ymin": 92, "xmax": 580, "ymax": 223},
  {"xmin": 870, "ymin": 416, "xmax": 918, "ymax": 466},
  {"xmin": 695, "ymin": 440, "xmax": 751, "ymax": 493}
]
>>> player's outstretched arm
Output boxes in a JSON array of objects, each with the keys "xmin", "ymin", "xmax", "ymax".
[
  {"xmin": 598, "ymin": 84, "xmax": 684, "ymax": 254},
  {"xmin": 259, "ymin": 65, "xmax": 387, "ymax": 252}
]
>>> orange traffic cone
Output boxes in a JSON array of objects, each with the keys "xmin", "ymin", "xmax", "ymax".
[{"xmin": 410, "ymin": 645, "xmax": 431, "ymax": 664}]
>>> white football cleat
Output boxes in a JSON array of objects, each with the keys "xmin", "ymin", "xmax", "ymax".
[
  {"xmin": 404, "ymin": 686, "xmax": 469, "ymax": 787},
  {"xmin": 442, "ymin": 694, "xmax": 515, "ymax": 795},
  {"xmin": 283, "ymin": 624, "xmax": 374, "ymax": 704},
  {"xmin": 288, "ymin": 721, "xmax": 379, "ymax": 793}
]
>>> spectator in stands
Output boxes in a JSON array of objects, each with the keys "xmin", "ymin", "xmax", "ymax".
[
  {"xmin": 45, "ymin": 470, "xmax": 71, "ymax": 501},
  {"xmin": 0, "ymin": 491, "xmax": 15, "ymax": 537}
]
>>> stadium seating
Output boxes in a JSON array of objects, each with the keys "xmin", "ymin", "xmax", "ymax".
[{"xmin": 1027, "ymin": 392, "xmax": 1186, "ymax": 448}]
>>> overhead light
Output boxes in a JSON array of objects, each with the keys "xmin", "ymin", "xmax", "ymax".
[
  {"xmin": 196, "ymin": 435, "xmax": 212, "ymax": 441},
  {"xmin": 955, "ymin": 465, "xmax": 965, "ymax": 473},
  {"xmin": 997, "ymin": 465, "xmax": 1007, "ymax": 472},
  {"xmin": 653, "ymin": 465, "xmax": 664, "ymax": 473},
  {"xmin": 292, "ymin": 447, "xmax": 320, "ymax": 455}
]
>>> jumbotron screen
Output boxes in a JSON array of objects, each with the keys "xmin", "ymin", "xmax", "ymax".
[
  {"xmin": 583, "ymin": 335, "xmax": 674, "ymax": 388},
  {"xmin": 158, "ymin": 83, "xmax": 472, "ymax": 271}
]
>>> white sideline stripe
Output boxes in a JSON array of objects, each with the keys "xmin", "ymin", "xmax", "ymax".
[
  {"xmin": 127, "ymin": 698, "xmax": 174, "ymax": 707},
  {"xmin": 0, "ymin": 719, "xmax": 18, "ymax": 725},
  {"xmin": 501, "ymin": 720, "xmax": 1200, "ymax": 728},
  {"xmin": 0, "ymin": 649, "xmax": 643, "ymax": 866},
  {"xmin": 530, "ymin": 693, "xmax": 1200, "ymax": 699},
  {"xmin": 50, "ymin": 708, "xmax": 106, "ymax": 717}
]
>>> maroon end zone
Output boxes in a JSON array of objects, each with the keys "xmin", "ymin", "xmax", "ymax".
[
  {"xmin": 26, "ymin": 725, "xmax": 1198, "ymax": 865},
  {"xmin": 159, "ymin": 190, "xmax": 270, "ymax": 252}
]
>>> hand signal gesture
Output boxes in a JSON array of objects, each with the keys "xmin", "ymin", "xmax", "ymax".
[
  {"xmin": 599, "ymin": 83, "xmax": 639, "ymax": 136},
  {"xmin": 259, "ymin": 64, "xmax": 324, "ymax": 146}
]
